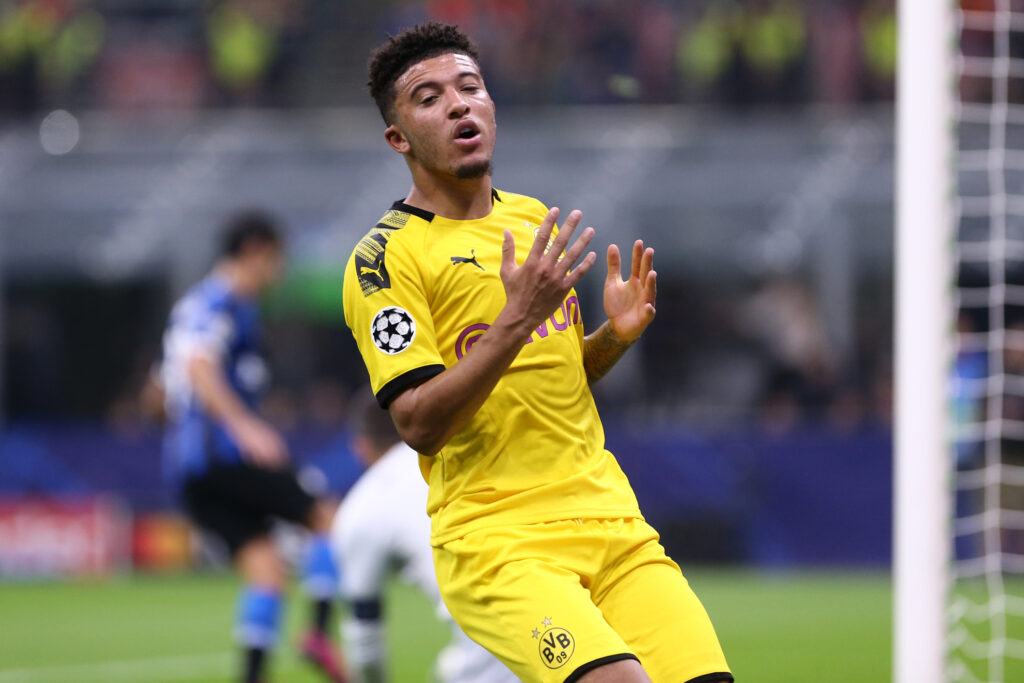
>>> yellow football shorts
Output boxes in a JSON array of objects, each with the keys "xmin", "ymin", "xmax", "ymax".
[{"xmin": 433, "ymin": 517, "xmax": 732, "ymax": 683}]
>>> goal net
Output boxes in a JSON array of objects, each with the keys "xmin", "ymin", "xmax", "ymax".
[
  {"xmin": 898, "ymin": 2, "xmax": 1024, "ymax": 682},
  {"xmin": 951, "ymin": 3, "xmax": 1024, "ymax": 681}
]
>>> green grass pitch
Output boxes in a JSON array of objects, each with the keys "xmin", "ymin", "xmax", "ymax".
[{"xmin": 0, "ymin": 569, "xmax": 891, "ymax": 682}]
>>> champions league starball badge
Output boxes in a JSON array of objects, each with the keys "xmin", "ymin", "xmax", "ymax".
[{"xmin": 371, "ymin": 306, "xmax": 416, "ymax": 354}]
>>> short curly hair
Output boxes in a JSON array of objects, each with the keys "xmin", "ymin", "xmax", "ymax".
[{"xmin": 367, "ymin": 22, "xmax": 481, "ymax": 125}]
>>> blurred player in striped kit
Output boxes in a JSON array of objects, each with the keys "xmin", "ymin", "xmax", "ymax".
[
  {"xmin": 160, "ymin": 211, "xmax": 346, "ymax": 683},
  {"xmin": 330, "ymin": 391, "xmax": 518, "ymax": 683}
]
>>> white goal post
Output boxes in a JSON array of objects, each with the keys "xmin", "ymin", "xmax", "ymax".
[{"xmin": 894, "ymin": 0, "xmax": 955, "ymax": 682}]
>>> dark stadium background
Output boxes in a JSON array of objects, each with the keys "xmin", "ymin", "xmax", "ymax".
[{"xmin": 0, "ymin": 1, "xmax": 897, "ymax": 681}]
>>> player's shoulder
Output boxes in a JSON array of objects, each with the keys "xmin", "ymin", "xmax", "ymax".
[
  {"xmin": 345, "ymin": 201, "xmax": 433, "ymax": 300},
  {"xmin": 494, "ymin": 188, "xmax": 549, "ymax": 216},
  {"xmin": 352, "ymin": 201, "xmax": 433, "ymax": 257},
  {"xmin": 340, "ymin": 446, "xmax": 424, "ymax": 519},
  {"xmin": 173, "ymin": 276, "xmax": 233, "ymax": 322},
  {"xmin": 374, "ymin": 443, "xmax": 423, "ymax": 479}
]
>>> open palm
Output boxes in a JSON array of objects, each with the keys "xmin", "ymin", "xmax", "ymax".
[{"xmin": 604, "ymin": 240, "xmax": 657, "ymax": 343}]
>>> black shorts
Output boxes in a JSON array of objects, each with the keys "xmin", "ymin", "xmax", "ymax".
[{"xmin": 182, "ymin": 462, "xmax": 316, "ymax": 556}]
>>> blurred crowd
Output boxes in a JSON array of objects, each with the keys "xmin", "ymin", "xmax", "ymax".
[
  {"xmin": 0, "ymin": 0, "xmax": 896, "ymax": 115},
  {"xmin": 636, "ymin": 273, "xmax": 892, "ymax": 434},
  {"xmin": 64, "ymin": 271, "xmax": 893, "ymax": 440},
  {"xmin": 419, "ymin": 0, "xmax": 895, "ymax": 106},
  {"xmin": 0, "ymin": 0, "xmax": 901, "ymax": 435}
]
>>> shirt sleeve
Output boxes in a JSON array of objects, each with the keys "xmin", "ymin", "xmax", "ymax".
[
  {"xmin": 343, "ymin": 229, "xmax": 445, "ymax": 408},
  {"xmin": 170, "ymin": 298, "xmax": 236, "ymax": 364}
]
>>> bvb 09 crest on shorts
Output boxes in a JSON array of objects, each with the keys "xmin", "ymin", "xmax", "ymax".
[
  {"xmin": 371, "ymin": 306, "xmax": 415, "ymax": 355},
  {"xmin": 533, "ymin": 617, "xmax": 574, "ymax": 670}
]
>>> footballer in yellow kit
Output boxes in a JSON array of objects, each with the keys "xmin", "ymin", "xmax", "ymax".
[{"xmin": 343, "ymin": 22, "xmax": 732, "ymax": 683}]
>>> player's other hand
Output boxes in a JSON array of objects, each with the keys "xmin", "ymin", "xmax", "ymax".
[
  {"xmin": 604, "ymin": 240, "xmax": 657, "ymax": 343},
  {"xmin": 498, "ymin": 207, "xmax": 597, "ymax": 335},
  {"xmin": 230, "ymin": 416, "xmax": 289, "ymax": 468}
]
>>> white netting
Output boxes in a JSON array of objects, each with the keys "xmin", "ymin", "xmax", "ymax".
[{"xmin": 953, "ymin": 2, "xmax": 1024, "ymax": 681}]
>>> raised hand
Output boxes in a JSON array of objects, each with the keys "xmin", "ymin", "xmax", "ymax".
[
  {"xmin": 603, "ymin": 240, "xmax": 657, "ymax": 343},
  {"xmin": 498, "ymin": 207, "xmax": 597, "ymax": 334}
]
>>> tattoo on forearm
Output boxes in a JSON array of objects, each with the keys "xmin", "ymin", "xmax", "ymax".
[{"xmin": 583, "ymin": 322, "xmax": 634, "ymax": 385}]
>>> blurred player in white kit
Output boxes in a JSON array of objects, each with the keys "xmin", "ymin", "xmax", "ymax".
[{"xmin": 330, "ymin": 391, "xmax": 518, "ymax": 683}]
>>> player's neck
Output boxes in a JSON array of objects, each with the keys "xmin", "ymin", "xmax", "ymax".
[
  {"xmin": 214, "ymin": 262, "xmax": 258, "ymax": 298},
  {"xmin": 405, "ymin": 169, "xmax": 493, "ymax": 220}
]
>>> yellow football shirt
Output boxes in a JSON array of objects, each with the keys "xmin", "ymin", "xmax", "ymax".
[{"xmin": 342, "ymin": 189, "xmax": 643, "ymax": 545}]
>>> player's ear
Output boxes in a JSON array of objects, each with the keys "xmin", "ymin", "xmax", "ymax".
[{"xmin": 384, "ymin": 125, "xmax": 411, "ymax": 155}]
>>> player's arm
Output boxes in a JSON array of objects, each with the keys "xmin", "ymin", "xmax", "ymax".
[
  {"xmin": 138, "ymin": 364, "xmax": 166, "ymax": 425},
  {"xmin": 187, "ymin": 354, "xmax": 287, "ymax": 466},
  {"xmin": 583, "ymin": 240, "xmax": 657, "ymax": 384},
  {"xmin": 389, "ymin": 208, "xmax": 597, "ymax": 455}
]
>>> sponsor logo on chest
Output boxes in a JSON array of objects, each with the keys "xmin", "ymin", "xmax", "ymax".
[{"xmin": 454, "ymin": 296, "xmax": 580, "ymax": 360}]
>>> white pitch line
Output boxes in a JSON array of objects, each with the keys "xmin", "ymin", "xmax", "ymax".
[{"xmin": 0, "ymin": 651, "xmax": 233, "ymax": 683}]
